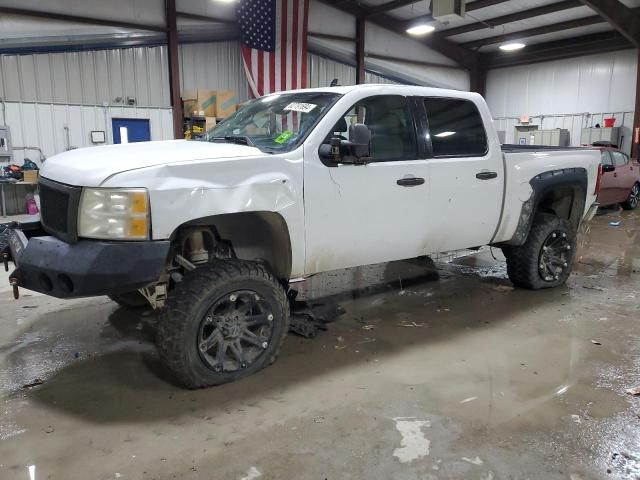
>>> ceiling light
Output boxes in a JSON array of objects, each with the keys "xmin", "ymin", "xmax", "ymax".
[
  {"xmin": 499, "ymin": 42, "xmax": 526, "ymax": 51},
  {"xmin": 406, "ymin": 24, "xmax": 436, "ymax": 35}
]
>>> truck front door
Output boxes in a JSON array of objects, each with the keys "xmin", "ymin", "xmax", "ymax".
[
  {"xmin": 419, "ymin": 96, "xmax": 504, "ymax": 252},
  {"xmin": 303, "ymin": 94, "xmax": 431, "ymax": 274}
]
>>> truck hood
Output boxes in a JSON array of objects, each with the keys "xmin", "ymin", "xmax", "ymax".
[{"xmin": 40, "ymin": 140, "xmax": 264, "ymax": 187}]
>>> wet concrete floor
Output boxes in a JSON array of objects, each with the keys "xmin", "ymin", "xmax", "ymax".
[{"xmin": 0, "ymin": 210, "xmax": 639, "ymax": 480}]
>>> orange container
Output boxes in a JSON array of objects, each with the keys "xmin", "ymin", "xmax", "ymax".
[{"xmin": 604, "ymin": 117, "xmax": 616, "ymax": 128}]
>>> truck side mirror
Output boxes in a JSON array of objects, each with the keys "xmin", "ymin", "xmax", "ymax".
[
  {"xmin": 319, "ymin": 124, "xmax": 371, "ymax": 165},
  {"xmin": 602, "ymin": 164, "xmax": 615, "ymax": 173}
]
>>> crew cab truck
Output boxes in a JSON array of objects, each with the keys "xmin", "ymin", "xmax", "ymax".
[{"xmin": 2, "ymin": 85, "xmax": 602, "ymax": 388}]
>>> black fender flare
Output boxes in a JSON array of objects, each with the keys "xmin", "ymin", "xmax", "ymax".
[{"xmin": 505, "ymin": 168, "xmax": 588, "ymax": 246}]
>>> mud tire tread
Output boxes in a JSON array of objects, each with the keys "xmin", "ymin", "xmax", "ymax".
[
  {"xmin": 156, "ymin": 259, "xmax": 289, "ymax": 389},
  {"xmin": 503, "ymin": 213, "xmax": 576, "ymax": 290}
]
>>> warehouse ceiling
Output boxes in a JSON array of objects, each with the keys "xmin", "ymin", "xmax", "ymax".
[
  {"xmin": 324, "ymin": 0, "xmax": 640, "ymax": 67},
  {"xmin": 0, "ymin": 0, "xmax": 638, "ymax": 70}
]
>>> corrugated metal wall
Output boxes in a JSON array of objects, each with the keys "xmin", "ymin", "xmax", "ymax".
[
  {"xmin": 308, "ymin": 54, "xmax": 356, "ymax": 88},
  {"xmin": 486, "ymin": 49, "xmax": 637, "ymax": 154},
  {"xmin": 308, "ymin": 53, "xmax": 400, "ymax": 88},
  {"xmin": 0, "ymin": 42, "xmax": 249, "ymax": 164},
  {"xmin": 0, "ymin": 42, "xmax": 249, "ymax": 107},
  {"xmin": 0, "ymin": 47, "xmax": 170, "ymax": 107},
  {"xmin": 4, "ymin": 102, "xmax": 174, "ymax": 165},
  {"xmin": 180, "ymin": 42, "xmax": 249, "ymax": 102}
]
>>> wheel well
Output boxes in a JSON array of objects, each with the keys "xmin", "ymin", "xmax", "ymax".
[
  {"xmin": 504, "ymin": 168, "xmax": 588, "ymax": 246},
  {"xmin": 172, "ymin": 212, "xmax": 293, "ymax": 281},
  {"xmin": 536, "ymin": 185, "xmax": 585, "ymax": 230}
]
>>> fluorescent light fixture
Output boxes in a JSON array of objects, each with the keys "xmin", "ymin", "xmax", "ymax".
[
  {"xmin": 435, "ymin": 131, "xmax": 456, "ymax": 137},
  {"xmin": 499, "ymin": 42, "xmax": 526, "ymax": 51},
  {"xmin": 406, "ymin": 24, "xmax": 435, "ymax": 35}
]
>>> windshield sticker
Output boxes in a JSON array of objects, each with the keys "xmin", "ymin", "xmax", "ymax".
[
  {"xmin": 274, "ymin": 130, "xmax": 294, "ymax": 144},
  {"xmin": 284, "ymin": 102, "xmax": 317, "ymax": 113}
]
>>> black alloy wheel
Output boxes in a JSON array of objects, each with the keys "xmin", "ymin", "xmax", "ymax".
[{"xmin": 197, "ymin": 290, "xmax": 274, "ymax": 372}]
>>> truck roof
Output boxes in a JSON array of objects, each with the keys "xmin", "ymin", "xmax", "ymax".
[{"xmin": 272, "ymin": 84, "xmax": 483, "ymax": 101}]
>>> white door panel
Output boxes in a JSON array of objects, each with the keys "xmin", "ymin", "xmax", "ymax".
[
  {"xmin": 304, "ymin": 158, "xmax": 430, "ymax": 274},
  {"xmin": 425, "ymin": 156, "xmax": 503, "ymax": 252}
]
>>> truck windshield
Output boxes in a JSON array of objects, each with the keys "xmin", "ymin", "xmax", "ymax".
[{"xmin": 203, "ymin": 92, "xmax": 340, "ymax": 153}]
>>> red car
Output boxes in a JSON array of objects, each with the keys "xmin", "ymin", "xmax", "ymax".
[{"xmin": 595, "ymin": 144, "xmax": 640, "ymax": 210}]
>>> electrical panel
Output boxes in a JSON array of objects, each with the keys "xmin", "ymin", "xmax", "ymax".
[
  {"xmin": 0, "ymin": 126, "xmax": 12, "ymax": 163},
  {"xmin": 580, "ymin": 127, "xmax": 620, "ymax": 146},
  {"xmin": 530, "ymin": 129, "xmax": 570, "ymax": 147}
]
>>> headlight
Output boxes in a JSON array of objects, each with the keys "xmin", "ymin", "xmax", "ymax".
[{"xmin": 78, "ymin": 188, "xmax": 150, "ymax": 240}]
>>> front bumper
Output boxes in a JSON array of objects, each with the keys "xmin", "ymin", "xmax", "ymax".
[{"xmin": 2, "ymin": 222, "xmax": 170, "ymax": 298}]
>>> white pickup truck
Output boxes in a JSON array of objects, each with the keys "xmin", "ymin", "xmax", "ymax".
[{"xmin": 2, "ymin": 84, "xmax": 602, "ymax": 388}]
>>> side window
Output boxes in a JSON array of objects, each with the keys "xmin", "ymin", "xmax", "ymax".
[
  {"xmin": 612, "ymin": 151, "xmax": 628, "ymax": 167},
  {"xmin": 424, "ymin": 97, "xmax": 488, "ymax": 157},
  {"xmin": 327, "ymin": 95, "xmax": 417, "ymax": 162},
  {"xmin": 601, "ymin": 151, "xmax": 613, "ymax": 166}
]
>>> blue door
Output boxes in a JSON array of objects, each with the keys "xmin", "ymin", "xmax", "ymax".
[{"xmin": 112, "ymin": 118, "xmax": 151, "ymax": 144}]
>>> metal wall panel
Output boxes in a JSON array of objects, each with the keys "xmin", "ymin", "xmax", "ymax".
[
  {"xmin": 0, "ymin": 46, "xmax": 171, "ymax": 107},
  {"xmin": 493, "ymin": 112, "xmax": 635, "ymax": 155},
  {"xmin": 486, "ymin": 49, "xmax": 637, "ymax": 154},
  {"xmin": 308, "ymin": 53, "xmax": 356, "ymax": 88},
  {"xmin": 4, "ymin": 101, "xmax": 174, "ymax": 165},
  {"xmin": 179, "ymin": 42, "xmax": 249, "ymax": 102}
]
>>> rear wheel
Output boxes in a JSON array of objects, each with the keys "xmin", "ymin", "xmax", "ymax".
[
  {"xmin": 503, "ymin": 213, "xmax": 576, "ymax": 290},
  {"xmin": 108, "ymin": 291, "xmax": 149, "ymax": 309},
  {"xmin": 622, "ymin": 183, "xmax": 640, "ymax": 210},
  {"xmin": 156, "ymin": 260, "xmax": 289, "ymax": 388}
]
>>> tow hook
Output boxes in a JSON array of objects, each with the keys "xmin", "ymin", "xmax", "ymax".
[
  {"xmin": 2, "ymin": 252, "xmax": 8, "ymax": 272},
  {"xmin": 9, "ymin": 277, "xmax": 19, "ymax": 299}
]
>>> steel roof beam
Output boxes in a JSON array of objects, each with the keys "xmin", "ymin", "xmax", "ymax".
[
  {"xmin": 579, "ymin": 0, "xmax": 640, "ymax": 47},
  {"xmin": 463, "ymin": 15, "xmax": 605, "ymax": 48},
  {"xmin": 0, "ymin": 6, "xmax": 167, "ymax": 32},
  {"xmin": 483, "ymin": 30, "xmax": 632, "ymax": 68},
  {"xmin": 439, "ymin": 0, "xmax": 582, "ymax": 37}
]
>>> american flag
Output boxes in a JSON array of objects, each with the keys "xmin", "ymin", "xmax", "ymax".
[{"xmin": 239, "ymin": 0, "xmax": 310, "ymax": 98}]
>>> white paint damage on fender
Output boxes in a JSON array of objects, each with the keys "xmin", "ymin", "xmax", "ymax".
[{"xmin": 98, "ymin": 145, "xmax": 306, "ymax": 277}]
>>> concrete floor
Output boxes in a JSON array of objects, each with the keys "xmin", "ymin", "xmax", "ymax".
[{"xmin": 1, "ymin": 210, "xmax": 639, "ymax": 480}]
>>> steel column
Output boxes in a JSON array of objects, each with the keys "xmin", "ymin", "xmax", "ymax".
[
  {"xmin": 634, "ymin": 49, "xmax": 640, "ymax": 160},
  {"xmin": 166, "ymin": 0, "xmax": 183, "ymax": 139},
  {"xmin": 356, "ymin": 18, "xmax": 366, "ymax": 84}
]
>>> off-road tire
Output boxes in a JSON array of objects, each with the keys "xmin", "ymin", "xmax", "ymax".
[
  {"xmin": 108, "ymin": 291, "xmax": 149, "ymax": 309},
  {"xmin": 156, "ymin": 259, "xmax": 289, "ymax": 389},
  {"xmin": 622, "ymin": 182, "xmax": 640, "ymax": 210},
  {"xmin": 502, "ymin": 213, "xmax": 576, "ymax": 290}
]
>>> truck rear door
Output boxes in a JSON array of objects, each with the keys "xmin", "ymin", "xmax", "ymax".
[{"xmin": 417, "ymin": 96, "xmax": 504, "ymax": 252}]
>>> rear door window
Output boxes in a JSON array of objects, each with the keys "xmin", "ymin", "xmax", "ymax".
[
  {"xmin": 612, "ymin": 151, "xmax": 629, "ymax": 167},
  {"xmin": 423, "ymin": 97, "xmax": 488, "ymax": 157},
  {"xmin": 601, "ymin": 151, "xmax": 613, "ymax": 166}
]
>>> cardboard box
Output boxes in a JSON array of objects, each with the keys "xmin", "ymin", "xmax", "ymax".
[
  {"xmin": 205, "ymin": 117, "xmax": 217, "ymax": 131},
  {"xmin": 23, "ymin": 170, "xmax": 38, "ymax": 184},
  {"xmin": 215, "ymin": 90, "xmax": 238, "ymax": 118},
  {"xmin": 182, "ymin": 89, "xmax": 217, "ymax": 118}
]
